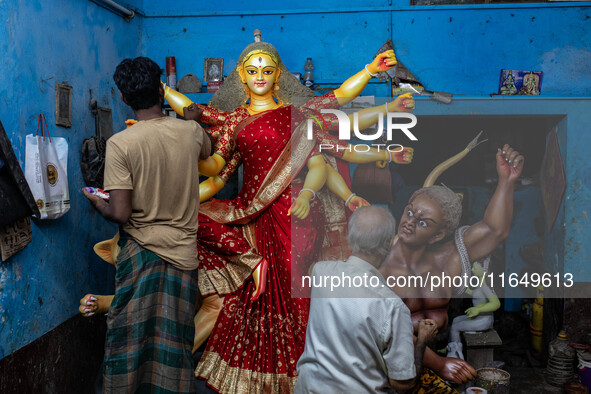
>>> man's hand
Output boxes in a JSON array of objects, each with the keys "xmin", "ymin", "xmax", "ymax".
[
  {"xmin": 496, "ymin": 144, "xmax": 524, "ymax": 183},
  {"xmin": 83, "ymin": 188, "xmax": 131, "ymax": 224},
  {"xmin": 82, "ymin": 188, "xmax": 107, "ymax": 211},
  {"xmin": 183, "ymin": 103, "xmax": 203, "ymax": 122},
  {"xmin": 417, "ymin": 319, "xmax": 438, "ymax": 343},
  {"xmin": 368, "ymin": 49, "xmax": 397, "ymax": 74},
  {"xmin": 438, "ymin": 357, "xmax": 478, "ymax": 384},
  {"xmin": 412, "ymin": 319, "xmax": 440, "ymax": 390}
]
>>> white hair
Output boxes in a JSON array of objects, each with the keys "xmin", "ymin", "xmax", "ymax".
[{"xmin": 347, "ymin": 206, "xmax": 396, "ymax": 258}]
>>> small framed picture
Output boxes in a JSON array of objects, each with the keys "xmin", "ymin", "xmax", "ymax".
[
  {"xmin": 499, "ymin": 69, "xmax": 543, "ymax": 95},
  {"xmin": 204, "ymin": 58, "xmax": 223, "ymax": 83},
  {"xmin": 55, "ymin": 82, "xmax": 72, "ymax": 128}
]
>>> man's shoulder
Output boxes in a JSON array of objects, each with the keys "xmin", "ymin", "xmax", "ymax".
[
  {"xmin": 311, "ymin": 260, "xmax": 343, "ymax": 275},
  {"xmin": 110, "ymin": 118, "xmax": 202, "ymax": 144},
  {"xmin": 109, "ymin": 123, "xmax": 146, "ymax": 144},
  {"xmin": 106, "ymin": 128, "xmax": 133, "ymax": 152},
  {"xmin": 164, "ymin": 117, "xmax": 205, "ymax": 140},
  {"xmin": 162, "ymin": 116, "xmax": 196, "ymax": 128}
]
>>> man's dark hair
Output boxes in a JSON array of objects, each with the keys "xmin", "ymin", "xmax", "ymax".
[{"xmin": 113, "ymin": 57, "xmax": 162, "ymax": 111}]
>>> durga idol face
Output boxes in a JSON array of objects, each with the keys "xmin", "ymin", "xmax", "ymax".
[{"xmin": 241, "ymin": 53, "xmax": 278, "ymax": 97}]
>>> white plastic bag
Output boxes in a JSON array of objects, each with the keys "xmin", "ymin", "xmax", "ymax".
[{"xmin": 25, "ymin": 114, "xmax": 69, "ymax": 219}]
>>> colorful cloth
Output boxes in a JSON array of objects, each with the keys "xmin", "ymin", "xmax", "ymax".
[
  {"xmin": 194, "ymin": 93, "xmax": 345, "ymax": 392},
  {"xmin": 103, "ymin": 232, "xmax": 198, "ymax": 393},
  {"xmin": 410, "ymin": 368, "xmax": 459, "ymax": 394}
]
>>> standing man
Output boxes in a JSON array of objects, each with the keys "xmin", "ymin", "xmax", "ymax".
[
  {"xmin": 83, "ymin": 57, "xmax": 212, "ymax": 393},
  {"xmin": 295, "ymin": 206, "xmax": 438, "ymax": 394}
]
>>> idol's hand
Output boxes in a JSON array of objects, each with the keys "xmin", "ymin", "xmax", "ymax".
[
  {"xmin": 391, "ymin": 147, "xmax": 414, "ymax": 165},
  {"xmin": 347, "ymin": 195, "xmax": 370, "ymax": 212},
  {"xmin": 289, "ymin": 193, "xmax": 312, "ymax": 220},
  {"xmin": 78, "ymin": 294, "xmax": 112, "ymax": 317},
  {"xmin": 388, "ymin": 93, "xmax": 415, "ymax": 113},
  {"xmin": 79, "ymin": 294, "xmax": 98, "ymax": 317},
  {"xmin": 199, "ymin": 176, "xmax": 225, "ymax": 202},
  {"xmin": 496, "ymin": 144, "xmax": 524, "ymax": 183},
  {"xmin": 368, "ymin": 49, "xmax": 397, "ymax": 74},
  {"xmin": 464, "ymin": 306, "xmax": 481, "ymax": 318}
]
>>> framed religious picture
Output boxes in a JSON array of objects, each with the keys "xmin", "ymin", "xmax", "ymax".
[
  {"xmin": 499, "ymin": 69, "xmax": 543, "ymax": 95},
  {"xmin": 204, "ymin": 58, "xmax": 223, "ymax": 83}
]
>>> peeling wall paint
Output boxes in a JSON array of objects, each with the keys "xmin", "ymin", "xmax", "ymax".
[{"xmin": 0, "ymin": 0, "xmax": 141, "ymax": 359}]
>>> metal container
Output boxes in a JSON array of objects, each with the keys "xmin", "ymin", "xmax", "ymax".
[{"xmin": 474, "ymin": 368, "xmax": 510, "ymax": 394}]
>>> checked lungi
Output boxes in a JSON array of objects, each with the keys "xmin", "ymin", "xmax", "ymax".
[{"xmin": 103, "ymin": 232, "xmax": 198, "ymax": 394}]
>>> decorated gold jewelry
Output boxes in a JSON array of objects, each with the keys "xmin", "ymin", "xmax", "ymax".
[{"xmin": 239, "ymin": 49, "xmax": 280, "ymax": 70}]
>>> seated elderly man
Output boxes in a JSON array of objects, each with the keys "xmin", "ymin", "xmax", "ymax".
[{"xmin": 295, "ymin": 206, "xmax": 437, "ymax": 394}]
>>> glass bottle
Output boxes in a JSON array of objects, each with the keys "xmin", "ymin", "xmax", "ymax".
[{"xmin": 303, "ymin": 58, "xmax": 314, "ymax": 88}]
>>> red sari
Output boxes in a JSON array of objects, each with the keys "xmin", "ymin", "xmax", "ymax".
[{"xmin": 195, "ymin": 94, "xmax": 345, "ymax": 392}]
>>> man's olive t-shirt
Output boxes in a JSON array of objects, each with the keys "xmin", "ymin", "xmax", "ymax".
[{"xmin": 103, "ymin": 116, "xmax": 211, "ymax": 270}]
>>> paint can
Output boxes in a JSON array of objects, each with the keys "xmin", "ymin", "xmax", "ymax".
[
  {"xmin": 166, "ymin": 56, "xmax": 177, "ymax": 90},
  {"xmin": 474, "ymin": 368, "xmax": 510, "ymax": 394}
]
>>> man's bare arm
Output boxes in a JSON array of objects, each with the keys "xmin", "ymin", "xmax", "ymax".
[
  {"xmin": 83, "ymin": 189, "xmax": 132, "ymax": 224},
  {"xmin": 389, "ymin": 319, "xmax": 438, "ymax": 392}
]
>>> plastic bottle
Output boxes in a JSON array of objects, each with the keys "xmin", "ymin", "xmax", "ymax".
[
  {"xmin": 546, "ymin": 330, "xmax": 576, "ymax": 387},
  {"xmin": 303, "ymin": 58, "xmax": 314, "ymax": 88}
]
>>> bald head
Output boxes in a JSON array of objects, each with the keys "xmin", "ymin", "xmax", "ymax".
[{"xmin": 347, "ymin": 206, "xmax": 396, "ymax": 259}]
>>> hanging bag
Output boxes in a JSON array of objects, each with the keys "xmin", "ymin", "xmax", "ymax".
[
  {"xmin": 25, "ymin": 114, "xmax": 70, "ymax": 219},
  {"xmin": 80, "ymin": 126, "xmax": 106, "ymax": 188}
]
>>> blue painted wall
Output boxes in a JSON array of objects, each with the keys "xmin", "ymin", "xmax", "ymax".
[
  {"xmin": 141, "ymin": 1, "xmax": 591, "ymax": 97},
  {"xmin": 0, "ymin": 0, "xmax": 142, "ymax": 358},
  {"xmin": 1, "ymin": 0, "xmax": 590, "ymax": 359},
  {"xmin": 141, "ymin": 2, "xmax": 591, "ymax": 283}
]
